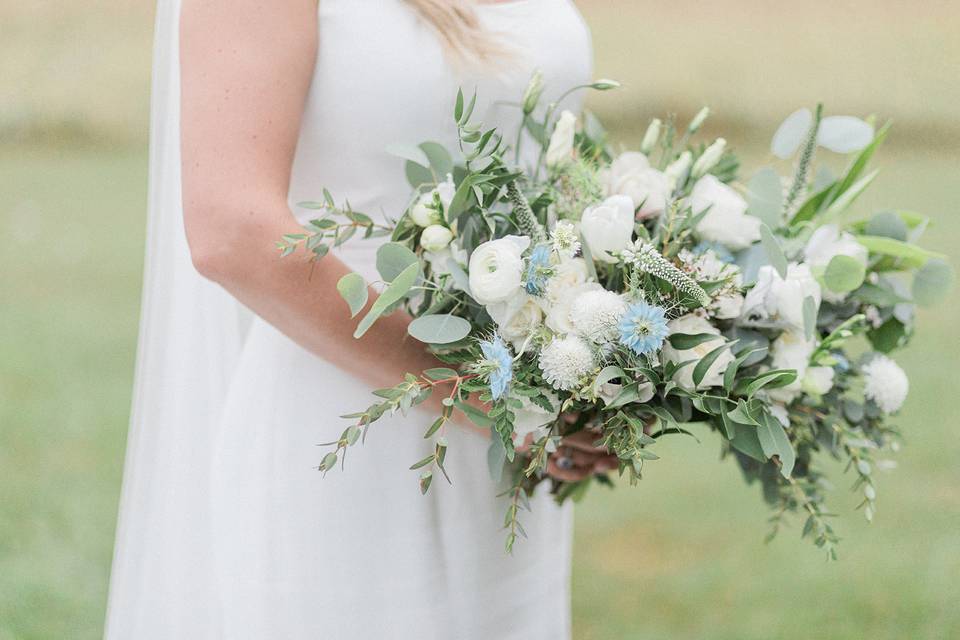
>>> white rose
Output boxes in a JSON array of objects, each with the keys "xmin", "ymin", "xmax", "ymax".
[
  {"xmin": 409, "ymin": 178, "xmax": 455, "ymax": 227},
  {"xmin": 741, "ymin": 263, "xmax": 822, "ymax": 330},
  {"xmin": 545, "ymin": 282, "xmax": 602, "ymax": 335},
  {"xmin": 580, "ymin": 195, "xmax": 635, "ymax": 263},
  {"xmin": 546, "ymin": 110, "xmax": 577, "ymax": 168},
  {"xmin": 602, "ymin": 152, "xmax": 672, "ymax": 219},
  {"xmin": 512, "ymin": 392, "xmax": 561, "ymax": 443},
  {"xmin": 487, "ymin": 293, "xmax": 545, "ymax": 350},
  {"xmin": 660, "ymin": 314, "xmax": 734, "ymax": 391},
  {"xmin": 767, "ymin": 329, "xmax": 816, "ymax": 403},
  {"xmin": 420, "ymin": 225, "xmax": 453, "ymax": 252},
  {"xmin": 689, "ymin": 175, "xmax": 761, "ymax": 251},
  {"xmin": 468, "ymin": 235, "xmax": 530, "ymax": 305},
  {"xmin": 803, "ymin": 224, "xmax": 869, "ymax": 302}
]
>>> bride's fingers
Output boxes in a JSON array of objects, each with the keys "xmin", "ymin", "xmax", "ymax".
[
  {"xmin": 562, "ymin": 430, "xmax": 606, "ymax": 453},
  {"xmin": 546, "ymin": 458, "xmax": 593, "ymax": 482}
]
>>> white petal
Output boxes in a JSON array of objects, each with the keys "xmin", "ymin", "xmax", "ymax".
[
  {"xmin": 817, "ymin": 116, "xmax": 875, "ymax": 154},
  {"xmin": 771, "ymin": 108, "xmax": 812, "ymax": 159}
]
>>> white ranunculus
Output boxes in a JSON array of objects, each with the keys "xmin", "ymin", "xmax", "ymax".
[
  {"xmin": 409, "ymin": 178, "xmax": 456, "ymax": 227},
  {"xmin": 468, "ymin": 235, "xmax": 530, "ymax": 305},
  {"xmin": 420, "ymin": 224, "xmax": 453, "ymax": 252},
  {"xmin": 660, "ymin": 314, "xmax": 734, "ymax": 391},
  {"xmin": 803, "ymin": 224, "xmax": 869, "ymax": 302},
  {"xmin": 689, "ymin": 175, "xmax": 761, "ymax": 251},
  {"xmin": 803, "ymin": 366, "xmax": 835, "ymax": 396},
  {"xmin": 580, "ymin": 195, "xmax": 635, "ymax": 263},
  {"xmin": 545, "ymin": 282, "xmax": 602, "ymax": 335},
  {"xmin": 767, "ymin": 329, "xmax": 816, "ymax": 404},
  {"xmin": 741, "ymin": 263, "xmax": 822, "ymax": 330},
  {"xmin": 512, "ymin": 392, "xmax": 561, "ymax": 443},
  {"xmin": 486, "ymin": 293, "xmax": 545, "ymax": 350},
  {"xmin": 602, "ymin": 152, "xmax": 672, "ymax": 219},
  {"xmin": 546, "ymin": 110, "xmax": 577, "ymax": 168}
]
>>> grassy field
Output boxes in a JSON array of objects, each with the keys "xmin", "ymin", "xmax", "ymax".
[{"xmin": 2, "ymin": 2, "xmax": 959, "ymax": 639}]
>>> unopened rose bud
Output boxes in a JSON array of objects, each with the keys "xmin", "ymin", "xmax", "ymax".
[
  {"xmin": 691, "ymin": 138, "xmax": 726, "ymax": 178},
  {"xmin": 640, "ymin": 118, "xmax": 662, "ymax": 155}
]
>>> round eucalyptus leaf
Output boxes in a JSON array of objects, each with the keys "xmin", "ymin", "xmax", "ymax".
[
  {"xmin": 747, "ymin": 167, "xmax": 783, "ymax": 227},
  {"xmin": 817, "ymin": 116, "xmax": 874, "ymax": 154},
  {"xmin": 823, "ymin": 255, "xmax": 867, "ymax": 293},
  {"xmin": 771, "ymin": 108, "xmax": 812, "ymax": 159},
  {"xmin": 865, "ymin": 211, "xmax": 908, "ymax": 242},
  {"xmin": 419, "ymin": 141, "xmax": 453, "ymax": 177},
  {"xmin": 912, "ymin": 258, "xmax": 954, "ymax": 307},
  {"xmin": 376, "ymin": 242, "xmax": 419, "ymax": 281},
  {"xmin": 335, "ymin": 272, "xmax": 368, "ymax": 318},
  {"xmin": 407, "ymin": 314, "xmax": 472, "ymax": 344}
]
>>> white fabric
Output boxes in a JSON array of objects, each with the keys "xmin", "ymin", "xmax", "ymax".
[{"xmin": 106, "ymin": 1, "xmax": 592, "ymax": 638}]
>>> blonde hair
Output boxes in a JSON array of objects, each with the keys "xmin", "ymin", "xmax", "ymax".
[{"xmin": 405, "ymin": 0, "xmax": 507, "ymax": 66}]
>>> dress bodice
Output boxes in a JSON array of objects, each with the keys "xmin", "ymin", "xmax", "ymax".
[{"xmin": 288, "ymin": 0, "xmax": 593, "ymax": 280}]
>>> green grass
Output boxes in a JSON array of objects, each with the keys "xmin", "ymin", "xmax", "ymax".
[{"xmin": 1, "ymin": 141, "xmax": 957, "ymax": 639}]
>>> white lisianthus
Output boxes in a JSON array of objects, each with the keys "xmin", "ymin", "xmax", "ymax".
[
  {"xmin": 569, "ymin": 289, "xmax": 627, "ymax": 343},
  {"xmin": 539, "ymin": 335, "xmax": 595, "ymax": 391},
  {"xmin": 409, "ymin": 177, "xmax": 455, "ymax": 227},
  {"xmin": 545, "ymin": 282, "xmax": 602, "ymax": 335},
  {"xmin": 602, "ymin": 152, "xmax": 672, "ymax": 219},
  {"xmin": 862, "ymin": 354, "xmax": 909, "ymax": 413},
  {"xmin": 580, "ymin": 195, "xmax": 635, "ymax": 263},
  {"xmin": 546, "ymin": 110, "xmax": 577, "ymax": 169},
  {"xmin": 803, "ymin": 366, "xmax": 835, "ymax": 396},
  {"xmin": 804, "ymin": 224, "xmax": 869, "ymax": 302},
  {"xmin": 767, "ymin": 329, "xmax": 815, "ymax": 404},
  {"xmin": 689, "ymin": 175, "xmax": 761, "ymax": 251},
  {"xmin": 741, "ymin": 263, "xmax": 822, "ymax": 330},
  {"xmin": 511, "ymin": 392, "xmax": 561, "ymax": 443},
  {"xmin": 468, "ymin": 235, "xmax": 530, "ymax": 305},
  {"xmin": 420, "ymin": 224, "xmax": 453, "ymax": 252},
  {"xmin": 660, "ymin": 314, "xmax": 734, "ymax": 391},
  {"xmin": 486, "ymin": 293, "xmax": 545, "ymax": 351},
  {"xmin": 691, "ymin": 138, "xmax": 727, "ymax": 178}
]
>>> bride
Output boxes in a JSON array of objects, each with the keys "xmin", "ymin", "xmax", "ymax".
[{"xmin": 105, "ymin": 1, "xmax": 608, "ymax": 637}]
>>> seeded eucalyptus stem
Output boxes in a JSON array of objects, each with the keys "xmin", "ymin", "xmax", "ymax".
[{"xmin": 506, "ymin": 181, "xmax": 546, "ymax": 243}]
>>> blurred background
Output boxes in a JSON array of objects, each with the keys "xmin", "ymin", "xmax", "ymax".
[{"xmin": 1, "ymin": 1, "xmax": 958, "ymax": 638}]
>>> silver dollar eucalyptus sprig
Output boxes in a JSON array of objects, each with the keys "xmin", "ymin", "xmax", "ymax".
[
  {"xmin": 627, "ymin": 243, "xmax": 711, "ymax": 307},
  {"xmin": 506, "ymin": 181, "xmax": 546, "ymax": 243}
]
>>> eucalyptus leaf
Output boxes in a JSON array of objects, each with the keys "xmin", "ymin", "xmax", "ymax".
[
  {"xmin": 912, "ymin": 258, "xmax": 954, "ymax": 307},
  {"xmin": 386, "ymin": 143, "xmax": 430, "ymax": 167},
  {"xmin": 405, "ymin": 161, "xmax": 434, "ymax": 189},
  {"xmin": 865, "ymin": 211, "xmax": 908, "ymax": 241},
  {"xmin": 407, "ymin": 314, "xmax": 472, "ymax": 344},
  {"xmin": 817, "ymin": 116, "xmax": 874, "ymax": 154},
  {"xmin": 376, "ymin": 242, "xmax": 419, "ymax": 281},
  {"xmin": 353, "ymin": 262, "xmax": 420, "ymax": 338},
  {"xmin": 771, "ymin": 108, "xmax": 812, "ymax": 159},
  {"xmin": 802, "ymin": 295, "xmax": 818, "ymax": 342},
  {"xmin": 747, "ymin": 167, "xmax": 784, "ymax": 227},
  {"xmin": 855, "ymin": 235, "xmax": 946, "ymax": 268},
  {"xmin": 757, "ymin": 412, "xmax": 796, "ymax": 477},
  {"xmin": 335, "ymin": 273, "xmax": 368, "ymax": 318},
  {"xmin": 419, "ymin": 141, "xmax": 453, "ymax": 176},
  {"xmin": 823, "ymin": 254, "xmax": 866, "ymax": 293},
  {"xmin": 760, "ymin": 224, "xmax": 788, "ymax": 279},
  {"xmin": 487, "ymin": 436, "xmax": 506, "ymax": 483}
]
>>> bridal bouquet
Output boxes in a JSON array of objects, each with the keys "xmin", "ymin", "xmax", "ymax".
[{"xmin": 278, "ymin": 77, "xmax": 952, "ymax": 556}]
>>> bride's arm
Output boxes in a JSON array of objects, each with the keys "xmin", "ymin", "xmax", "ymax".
[{"xmin": 179, "ymin": 0, "xmax": 454, "ymax": 399}]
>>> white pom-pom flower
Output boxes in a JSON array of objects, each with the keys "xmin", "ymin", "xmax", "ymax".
[
  {"xmin": 862, "ymin": 354, "xmax": 909, "ymax": 413},
  {"xmin": 539, "ymin": 335, "xmax": 595, "ymax": 391},
  {"xmin": 569, "ymin": 289, "xmax": 627, "ymax": 343}
]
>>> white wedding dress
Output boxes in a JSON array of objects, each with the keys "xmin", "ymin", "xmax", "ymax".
[{"xmin": 106, "ymin": 1, "xmax": 592, "ymax": 638}]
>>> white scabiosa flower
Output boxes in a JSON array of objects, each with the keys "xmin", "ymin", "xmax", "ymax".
[
  {"xmin": 569, "ymin": 289, "xmax": 627, "ymax": 343},
  {"xmin": 539, "ymin": 335, "xmax": 595, "ymax": 391},
  {"xmin": 862, "ymin": 354, "xmax": 909, "ymax": 413}
]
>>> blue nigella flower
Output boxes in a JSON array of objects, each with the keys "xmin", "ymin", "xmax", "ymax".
[
  {"xmin": 524, "ymin": 244, "xmax": 553, "ymax": 295},
  {"xmin": 479, "ymin": 335, "xmax": 513, "ymax": 400},
  {"xmin": 693, "ymin": 241, "xmax": 735, "ymax": 264},
  {"xmin": 618, "ymin": 301, "xmax": 670, "ymax": 356}
]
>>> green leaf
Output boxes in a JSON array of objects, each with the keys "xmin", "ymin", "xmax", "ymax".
[
  {"xmin": 419, "ymin": 141, "xmax": 453, "ymax": 177},
  {"xmin": 424, "ymin": 367, "xmax": 458, "ymax": 381},
  {"xmin": 730, "ymin": 424, "xmax": 765, "ymax": 462},
  {"xmin": 692, "ymin": 341, "xmax": 733, "ymax": 389},
  {"xmin": 747, "ymin": 167, "xmax": 784, "ymax": 227},
  {"xmin": 409, "ymin": 454, "xmax": 436, "ymax": 470},
  {"xmin": 335, "ymin": 273, "xmax": 368, "ymax": 318},
  {"xmin": 593, "ymin": 366, "xmax": 625, "ymax": 395},
  {"xmin": 353, "ymin": 263, "xmax": 420, "ymax": 338},
  {"xmin": 668, "ymin": 333, "xmax": 718, "ymax": 350},
  {"xmin": 419, "ymin": 470, "xmax": 433, "ymax": 494},
  {"xmin": 802, "ymin": 295, "xmax": 818, "ymax": 342},
  {"xmin": 487, "ymin": 434, "xmax": 506, "ymax": 483},
  {"xmin": 760, "ymin": 224, "xmax": 788, "ymax": 279},
  {"xmin": 743, "ymin": 369, "xmax": 798, "ymax": 397},
  {"xmin": 912, "ymin": 258, "xmax": 954, "ymax": 307},
  {"xmin": 445, "ymin": 176, "xmax": 475, "ymax": 223},
  {"xmin": 855, "ymin": 235, "xmax": 946, "ymax": 268},
  {"xmin": 407, "ymin": 314, "xmax": 472, "ymax": 344},
  {"xmin": 405, "ymin": 161, "xmax": 434, "ymax": 190},
  {"xmin": 455, "ymin": 400, "xmax": 494, "ymax": 428},
  {"xmin": 823, "ymin": 254, "xmax": 866, "ymax": 294},
  {"xmin": 757, "ymin": 412, "xmax": 795, "ymax": 477},
  {"xmin": 865, "ymin": 211, "xmax": 908, "ymax": 241},
  {"xmin": 376, "ymin": 242, "xmax": 419, "ymax": 281},
  {"xmin": 823, "ymin": 169, "xmax": 879, "ymax": 220},
  {"xmin": 386, "ymin": 143, "xmax": 430, "ymax": 167}
]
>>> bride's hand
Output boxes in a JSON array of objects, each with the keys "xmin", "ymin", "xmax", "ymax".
[{"xmin": 546, "ymin": 429, "xmax": 619, "ymax": 482}]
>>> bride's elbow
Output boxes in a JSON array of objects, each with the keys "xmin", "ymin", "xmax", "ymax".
[{"xmin": 183, "ymin": 200, "xmax": 246, "ymax": 284}]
